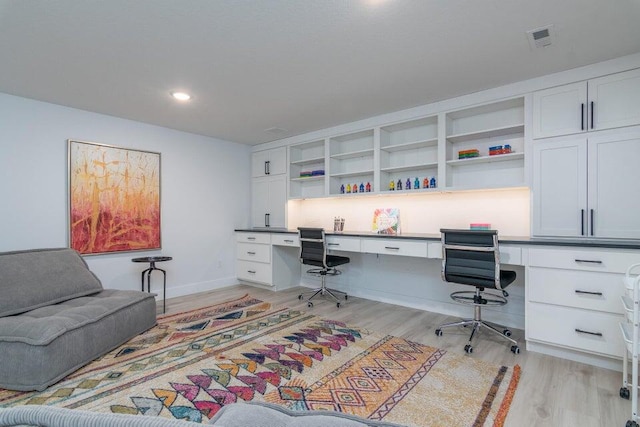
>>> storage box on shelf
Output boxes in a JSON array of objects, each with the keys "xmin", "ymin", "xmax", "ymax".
[
  {"xmin": 289, "ymin": 139, "xmax": 326, "ymax": 199},
  {"xmin": 329, "ymin": 130, "xmax": 375, "ymax": 196},
  {"xmin": 379, "ymin": 116, "xmax": 439, "ymax": 193},
  {"xmin": 533, "ymin": 68, "xmax": 640, "ymax": 139},
  {"xmin": 444, "ymin": 97, "xmax": 525, "ymax": 190}
]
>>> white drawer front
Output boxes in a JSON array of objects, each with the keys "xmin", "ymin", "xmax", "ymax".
[
  {"xmin": 326, "ymin": 236, "xmax": 361, "ymax": 252},
  {"xmin": 236, "ymin": 242, "xmax": 271, "ymax": 263},
  {"xmin": 237, "ymin": 260, "xmax": 272, "ymax": 285},
  {"xmin": 424, "ymin": 242, "xmax": 522, "ymax": 265},
  {"xmin": 361, "ymin": 239, "xmax": 428, "ymax": 258},
  {"xmin": 528, "ymin": 267, "xmax": 624, "ymax": 314},
  {"xmin": 271, "ymin": 234, "xmax": 299, "ymax": 247},
  {"xmin": 529, "ymin": 247, "xmax": 640, "ymax": 273},
  {"xmin": 527, "ymin": 303, "xmax": 624, "ymax": 357},
  {"xmin": 236, "ymin": 232, "xmax": 271, "ymax": 244}
]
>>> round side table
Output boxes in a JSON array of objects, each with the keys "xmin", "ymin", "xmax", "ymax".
[{"xmin": 132, "ymin": 256, "xmax": 172, "ymax": 313}]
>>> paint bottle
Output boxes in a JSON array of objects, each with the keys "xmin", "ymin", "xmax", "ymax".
[
  {"xmin": 414, "ymin": 177, "xmax": 420, "ymax": 189},
  {"xmin": 366, "ymin": 182, "xmax": 371, "ymax": 192},
  {"xmin": 346, "ymin": 183, "xmax": 351, "ymax": 193},
  {"xmin": 389, "ymin": 180, "xmax": 395, "ymax": 191},
  {"xmin": 406, "ymin": 178, "xmax": 411, "ymax": 190},
  {"xmin": 359, "ymin": 183, "xmax": 365, "ymax": 193},
  {"xmin": 423, "ymin": 177, "xmax": 430, "ymax": 188},
  {"xmin": 397, "ymin": 179, "xmax": 402, "ymax": 190},
  {"xmin": 340, "ymin": 184, "xmax": 345, "ymax": 194},
  {"xmin": 353, "ymin": 183, "xmax": 358, "ymax": 193},
  {"xmin": 430, "ymin": 176, "xmax": 437, "ymax": 188}
]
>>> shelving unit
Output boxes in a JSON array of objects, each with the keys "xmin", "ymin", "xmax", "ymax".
[
  {"xmin": 380, "ymin": 116, "xmax": 439, "ymax": 193},
  {"xmin": 444, "ymin": 97, "xmax": 525, "ymax": 189},
  {"xmin": 329, "ymin": 130, "xmax": 375, "ymax": 195},
  {"xmin": 289, "ymin": 139, "xmax": 326, "ymax": 199}
]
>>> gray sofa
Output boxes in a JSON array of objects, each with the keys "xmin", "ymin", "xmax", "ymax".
[
  {"xmin": 0, "ymin": 248, "xmax": 157, "ymax": 391},
  {"xmin": 0, "ymin": 402, "xmax": 408, "ymax": 426}
]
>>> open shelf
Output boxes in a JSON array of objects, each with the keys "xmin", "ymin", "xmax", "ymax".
[
  {"xmin": 381, "ymin": 161, "xmax": 438, "ymax": 173},
  {"xmin": 330, "ymin": 148, "xmax": 374, "ymax": 160},
  {"xmin": 290, "ymin": 175, "xmax": 325, "ymax": 182},
  {"xmin": 446, "ymin": 124, "xmax": 524, "ymax": 144},
  {"xmin": 446, "ymin": 152, "xmax": 524, "ymax": 166},
  {"xmin": 331, "ymin": 169, "xmax": 374, "ymax": 178},
  {"xmin": 381, "ymin": 138, "xmax": 438, "ymax": 152},
  {"xmin": 290, "ymin": 156, "xmax": 325, "ymax": 166}
]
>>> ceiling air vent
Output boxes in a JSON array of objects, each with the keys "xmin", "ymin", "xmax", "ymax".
[{"xmin": 527, "ymin": 25, "xmax": 555, "ymax": 49}]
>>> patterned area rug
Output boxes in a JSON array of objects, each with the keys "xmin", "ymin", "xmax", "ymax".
[{"xmin": 0, "ymin": 294, "xmax": 520, "ymax": 426}]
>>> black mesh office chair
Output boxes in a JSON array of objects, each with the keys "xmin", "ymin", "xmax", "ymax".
[
  {"xmin": 297, "ymin": 227, "xmax": 349, "ymax": 308},
  {"xmin": 435, "ymin": 229, "xmax": 520, "ymax": 354}
]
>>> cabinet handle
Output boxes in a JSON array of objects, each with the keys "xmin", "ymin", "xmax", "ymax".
[
  {"xmin": 265, "ymin": 213, "xmax": 270, "ymax": 227},
  {"xmin": 581, "ymin": 103, "xmax": 585, "ymax": 130},
  {"xmin": 247, "ymin": 251, "xmax": 256, "ymax": 255},
  {"xmin": 575, "ymin": 328, "xmax": 602, "ymax": 337},
  {"xmin": 247, "ymin": 237, "xmax": 256, "ymax": 241},
  {"xmin": 284, "ymin": 239, "xmax": 294, "ymax": 243},
  {"xmin": 575, "ymin": 290, "xmax": 603, "ymax": 296},
  {"xmin": 574, "ymin": 259, "xmax": 603, "ymax": 264},
  {"xmin": 590, "ymin": 209, "xmax": 594, "ymax": 236},
  {"xmin": 580, "ymin": 209, "xmax": 585, "ymax": 236},
  {"xmin": 327, "ymin": 243, "xmax": 339, "ymax": 246},
  {"xmin": 590, "ymin": 101, "xmax": 594, "ymax": 129},
  {"xmin": 385, "ymin": 246, "xmax": 400, "ymax": 250},
  {"xmin": 247, "ymin": 270, "xmax": 256, "ymax": 274},
  {"xmin": 265, "ymin": 160, "xmax": 271, "ymax": 175}
]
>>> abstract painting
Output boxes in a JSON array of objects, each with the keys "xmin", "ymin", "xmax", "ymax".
[{"xmin": 68, "ymin": 140, "xmax": 161, "ymax": 255}]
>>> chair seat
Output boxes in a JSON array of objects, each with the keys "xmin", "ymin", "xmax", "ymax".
[
  {"xmin": 445, "ymin": 269, "xmax": 516, "ymax": 289},
  {"xmin": 303, "ymin": 255, "xmax": 350, "ymax": 269}
]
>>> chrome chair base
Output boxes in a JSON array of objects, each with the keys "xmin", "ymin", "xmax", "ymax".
[{"xmin": 298, "ymin": 268, "xmax": 347, "ymax": 308}]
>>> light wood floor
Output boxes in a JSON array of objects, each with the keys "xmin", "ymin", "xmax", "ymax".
[{"xmin": 161, "ymin": 285, "xmax": 630, "ymax": 427}]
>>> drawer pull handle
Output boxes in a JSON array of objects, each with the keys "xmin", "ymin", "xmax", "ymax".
[
  {"xmin": 247, "ymin": 270, "xmax": 256, "ymax": 274},
  {"xmin": 574, "ymin": 328, "xmax": 603, "ymax": 337},
  {"xmin": 284, "ymin": 239, "xmax": 294, "ymax": 243},
  {"xmin": 574, "ymin": 259, "xmax": 602, "ymax": 264},
  {"xmin": 247, "ymin": 251, "xmax": 256, "ymax": 255},
  {"xmin": 574, "ymin": 290, "xmax": 603, "ymax": 296},
  {"xmin": 327, "ymin": 243, "xmax": 339, "ymax": 246},
  {"xmin": 385, "ymin": 246, "xmax": 400, "ymax": 250},
  {"xmin": 247, "ymin": 237, "xmax": 256, "ymax": 241}
]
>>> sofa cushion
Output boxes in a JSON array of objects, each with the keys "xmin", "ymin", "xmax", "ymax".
[{"xmin": 0, "ymin": 248, "xmax": 103, "ymax": 317}]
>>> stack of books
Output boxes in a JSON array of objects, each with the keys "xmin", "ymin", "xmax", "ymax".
[{"xmin": 458, "ymin": 149, "xmax": 479, "ymax": 159}]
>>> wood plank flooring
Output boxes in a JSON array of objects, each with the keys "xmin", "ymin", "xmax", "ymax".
[{"xmin": 161, "ymin": 285, "xmax": 630, "ymax": 427}]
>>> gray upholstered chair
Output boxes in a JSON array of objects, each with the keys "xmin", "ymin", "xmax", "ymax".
[
  {"xmin": 435, "ymin": 229, "xmax": 520, "ymax": 354},
  {"xmin": 297, "ymin": 227, "xmax": 349, "ymax": 308}
]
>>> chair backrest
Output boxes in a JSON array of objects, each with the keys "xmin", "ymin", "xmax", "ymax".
[
  {"xmin": 298, "ymin": 227, "xmax": 327, "ymax": 268},
  {"xmin": 440, "ymin": 229, "xmax": 502, "ymax": 290}
]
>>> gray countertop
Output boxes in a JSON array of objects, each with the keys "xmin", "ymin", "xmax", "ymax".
[{"xmin": 235, "ymin": 228, "xmax": 640, "ymax": 250}]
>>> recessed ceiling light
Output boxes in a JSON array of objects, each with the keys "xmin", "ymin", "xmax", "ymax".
[{"xmin": 171, "ymin": 92, "xmax": 191, "ymax": 101}]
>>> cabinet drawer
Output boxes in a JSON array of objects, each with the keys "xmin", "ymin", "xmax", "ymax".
[
  {"xmin": 426, "ymin": 243, "xmax": 522, "ymax": 265},
  {"xmin": 527, "ymin": 303, "xmax": 624, "ymax": 357},
  {"xmin": 236, "ymin": 260, "xmax": 272, "ymax": 285},
  {"xmin": 529, "ymin": 247, "xmax": 640, "ymax": 273},
  {"xmin": 528, "ymin": 267, "xmax": 624, "ymax": 314},
  {"xmin": 236, "ymin": 242, "xmax": 271, "ymax": 263},
  {"xmin": 271, "ymin": 234, "xmax": 299, "ymax": 247},
  {"xmin": 236, "ymin": 232, "xmax": 271, "ymax": 244},
  {"xmin": 326, "ymin": 236, "xmax": 361, "ymax": 252},
  {"xmin": 361, "ymin": 238, "xmax": 428, "ymax": 258}
]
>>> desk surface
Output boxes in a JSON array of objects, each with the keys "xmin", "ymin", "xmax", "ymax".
[{"xmin": 235, "ymin": 228, "xmax": 640, "ymax": 250}]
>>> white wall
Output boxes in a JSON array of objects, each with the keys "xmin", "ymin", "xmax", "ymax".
[{"xmin": 0, "ymin": 92, "xmax": 251, "ymax": 298}]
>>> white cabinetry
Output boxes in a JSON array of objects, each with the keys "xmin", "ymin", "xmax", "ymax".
[
  {"xmin": 532, "ymin": 130, "xmax": 640, "ymax": 239},
  {"xmin": 252, "ymin": 175, "xmax": 287, "ymax": 228},
  {"xmin": 236, "ymin": 232, "xmax": 300, "ymax": 289},
  {"xmin": 289, "ymin": 139, "xmax": 326, "ymax": 199},
  {"xmin": 533, "ymin": 68, "xmax": 640, "ymax": 139},
  {"xmin": 526, "ymin": 247, "xmax": 633, "ymax": 359},
  {"xmin": 444, "ymin": 97, "xmax": 525, "ymax": 190},
  {"xmin": 252, "ymin": 147, "xmax": 286, "ymax": 178},
  {"xmin": 329, "ymin": 130, "xmax": 375, "ymax": 196}
]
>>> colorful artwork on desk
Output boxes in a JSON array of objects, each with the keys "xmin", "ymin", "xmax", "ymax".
[
  {"xmin": 68, "ymin": 140, "xmax": 161, "ymax": 255},
  {"xmin": 372, "ymin": 208, "xmax": 400, "ymax": 235}
]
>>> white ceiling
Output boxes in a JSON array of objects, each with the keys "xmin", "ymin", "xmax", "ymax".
[{"xmin": 1, "ymin": 1, "xmax": 640, "ymax": 145}]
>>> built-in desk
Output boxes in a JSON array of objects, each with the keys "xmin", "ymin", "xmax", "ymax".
[{"xmin": 235, "ymin": 228, "xmax": 640, "ymax": 370}]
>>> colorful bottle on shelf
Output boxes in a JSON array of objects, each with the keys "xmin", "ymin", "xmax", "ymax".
[
  {"xmin": 414, "ymin": 177, "xmax": 420, "ymax": 189},
  {"xmin": 359, "ymin": 183, "xmax": 365, "ymax": 193},
  {"xmin": 346, "ymin": 183, "xmax": 351, "ymax": 193},
  {"xmin": 389, "ymin": 180, "xmax": 395, "ymax": 191},
  {"xmin": 397, "ymin": 179, "xmax": 402, "ymax": 190},
  {"xmin": 353, "ymin": 183, "xmax": 358, "ymax": 193},
  {"xmin": 340, "ymin": 184, "xmax": 345, "ymax": 194},
  {"xmin": 366, "ymin": 182, "xmax": 371, "ymax": 192},
  {"xmin": 423, "ymin": 177, "xmax": 430, "ymax": 188},
  {"xmin": 406, "ymin": 178, "xmax": 411, "ymax": 190},
  {"xmin": 430, "ymin": 176, "xmax": 437, "ymax": 188}
]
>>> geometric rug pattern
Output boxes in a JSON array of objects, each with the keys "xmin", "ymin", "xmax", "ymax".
[{"xmin": 0, "ymin": 294, "xmax": 520, "ymax": 426}]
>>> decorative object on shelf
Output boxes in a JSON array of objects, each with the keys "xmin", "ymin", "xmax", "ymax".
[
  {"xmin": 359, "ymin": 183, "xmax": 365, "ymax": 193},
  {"xmin": 406, "ymin": 178, "xmax": 411, "ymax": 190},
  {"xmin": 489, "ymin": 145, "xmax": 514, "ymax": 156},
  {"xmin": 389, "ymin": 180, "xmax": 395, "ymax": 191},
  {"xmin": 311, "ymin": 169, "xmax": 325, "ymax": 176},
  {"xmin": 366, "ymin": 182, "xmax": 371, "ymax": 192},
  {"xmin": 397, "ymin": 179, "xmax": 402, "ymax": 190},
  {"xmin": 470, "ymin": 223, "xmax": 491, "ymax": 230},
  {"xmin": 346, "ymin": 183, "xmax": 351, "ymax": 193},
  {"xmin": 299, "ymin": 170, "xmax": 312, "ymax": 177},
  {"xmin": 68, "ymin": 140, "xmax": 161, "ymax": 255},
  {"xmin": 372, "ymin": 208, "xmax": 400, "ymax": 235},
  {"xmin": 352, "ymin": 182, "xmax": 358, "ymax": 193},
  {"xmin": 423, "ymin": 177, "xmax": 430, "ymax": 188},
  {"xmin": 430, "ymin": 176, "xmax": 437, "ymax": 188},
  {"xmin": 333, "ymin": 217, "xmax": 345, "ymax": 232},
  {"xmin": 458, "ymin": 149, "xmax": 480, "ymax": 159},
  {"xmin": 340, "ymin": 184, "xmax": 345, "ymax": 194},
  {"xmin": 414, "ymin": 177, "xmax": 420, "ymax": 189}
]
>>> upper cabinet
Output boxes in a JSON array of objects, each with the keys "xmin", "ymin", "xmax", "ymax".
[
  {"xmin": 444, "ymin": 97, "xmax": 525, "ymax": 190},
  {"xmin": 533, "ymin": 68, "xmax": 640, "ymax": 139},
  {"xmin": 252, "ymin": 146, "xmax": 287, "ymax": 178}
]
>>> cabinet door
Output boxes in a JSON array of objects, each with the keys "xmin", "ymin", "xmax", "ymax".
[
  {"xmin": 267, "ymin": 175, "xmax": 287, "ymax": 228},
  {"xmin": 589, "ymin": 68, "xmax": 640, "ymax": 131},
  {"xmin": 251, "ymin": 178, "xmax": 270, "ymax": 226},
  {"xmin": 532, "ymin": 138, "xmax": 587, "ymax": 237},
  {"xmin": 588, "ymin": 132, "xmax": 640, "ymax": 239},
  {"xmin": 252, "ymin": 151, "xmax": 270, "ymax": 178},
  {"xmin": 533, "ymin": 82, "xmax": 587, "ymax": 139},
  {"xmin": 267, "ymin": 147, "xmax": 287, "ymax": 175}
]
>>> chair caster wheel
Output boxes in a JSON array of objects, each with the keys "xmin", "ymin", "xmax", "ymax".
[
  {"xmin": 621, "ymin": 387, "xmax": 631, "ymax": 399},
  {"xmin": 511, "ymin": 345, "xmax": 520, "ymax": 354},
  {"xmin": 298, "ymin": 294, "xmax": 303, "ymax": 300},
  {"xmin": 464, "ymin": 344, "xmax": 473, "ymax": 354},
  {"xmin": 626, "ymin": 420, "xmax": 639, "ymax": 427},
  {"xmin": 336, "ymin": 302, "xmax": 341, "ymax": 308},
  {"xmin": 435, "ymin": 329, "xmax": 443, "ymax": 337},
  {"xmin": 503, "ymin": 329, "xmax": 512, "ymax": 337},
  {"xmin": 307, "ymin": 302, "xmax": 313, "ymax": 308},
  {"xmin": 344, "ymin": 295, "xmax": 348, "ymax": 300}
]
